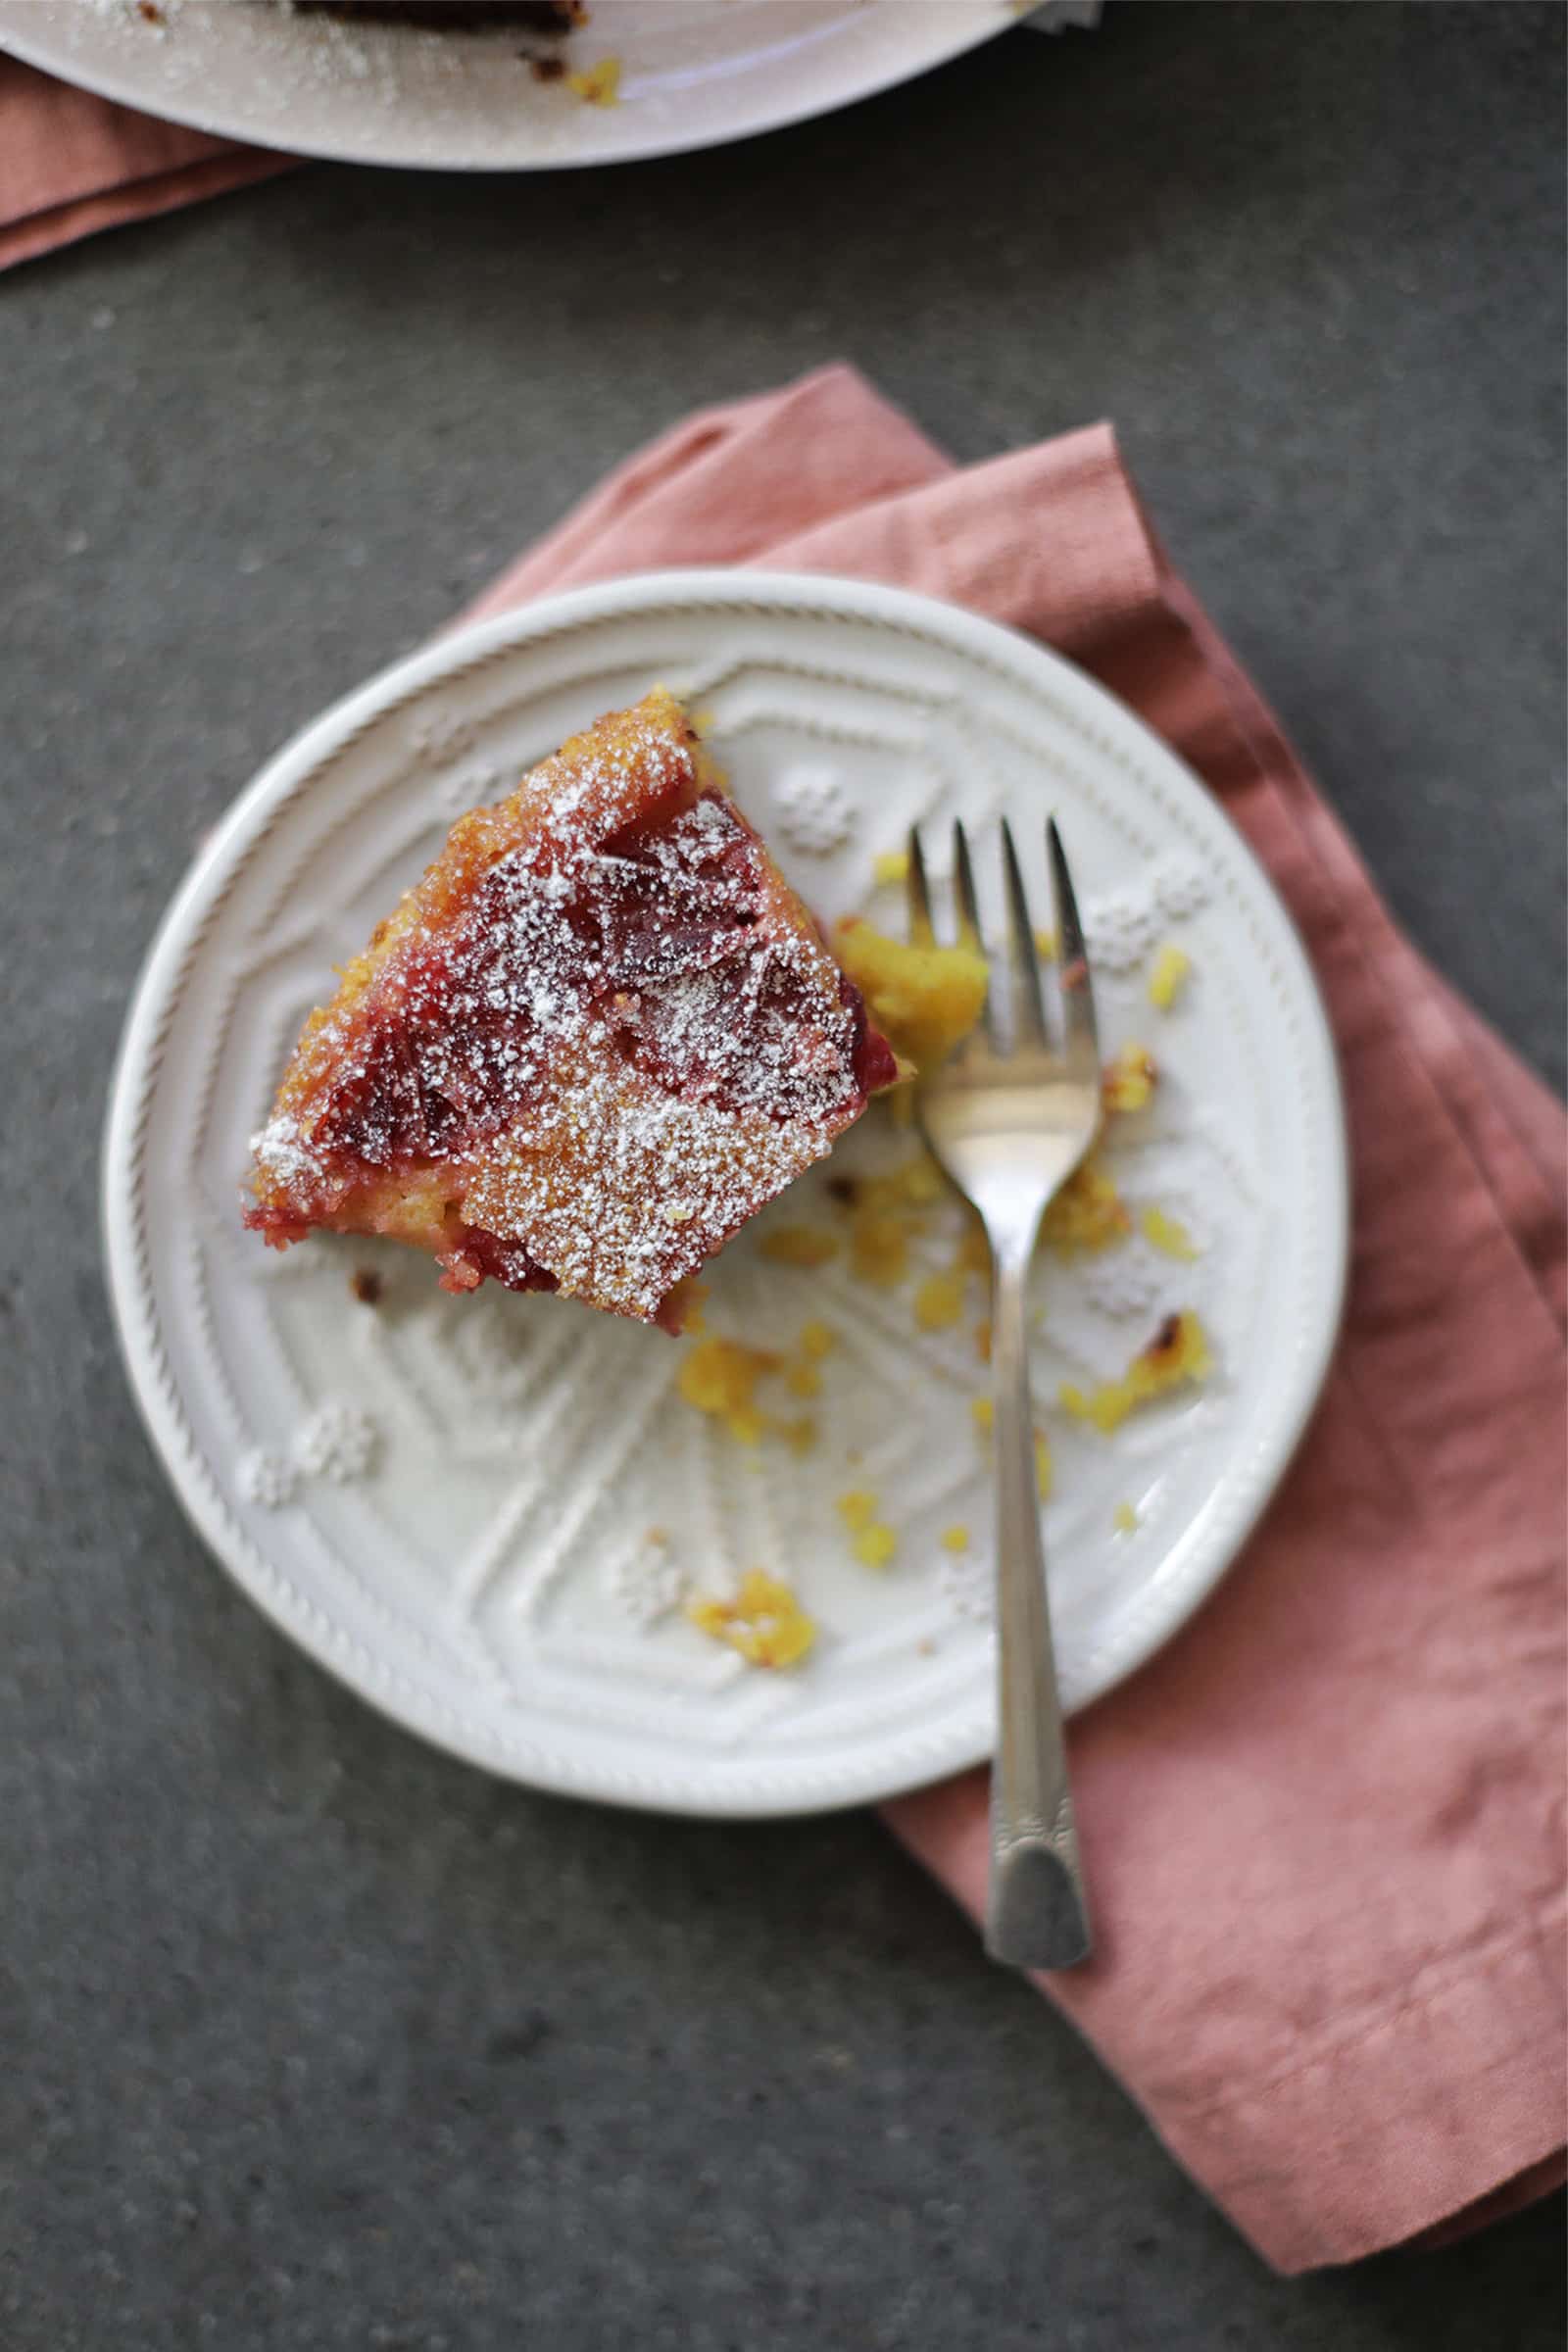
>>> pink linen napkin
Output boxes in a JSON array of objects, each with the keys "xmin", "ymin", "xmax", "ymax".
[
  {"xmin": 463, "ymin": 364, "xmax": 1567, "ymax": 2274},
  {"xmin": 0, "ymin": 55, "xmax": 288, "ymax": 273}
]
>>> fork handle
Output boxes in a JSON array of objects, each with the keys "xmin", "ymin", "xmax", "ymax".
[{"xmin": 985, "ymin": 1243, "xmax": 1092, "ymax": 1972}]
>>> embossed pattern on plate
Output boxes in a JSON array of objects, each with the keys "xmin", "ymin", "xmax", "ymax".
[
  {"xmin": 0, "ymin": 0, "xmax": 1014, "ymax": 172},
  {"xmin": 103, "ymin": 572, "xmax": 1348, "ymax": 1816}
]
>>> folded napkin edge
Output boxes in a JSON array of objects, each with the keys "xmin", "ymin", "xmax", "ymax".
[
  {"xmin": 0, "ymin": 150, "xmax": 291, "ymax": 275},
  {"xmin": 1157, "ymin": 1903, "xmax": 1567, "ymax": 2272}
]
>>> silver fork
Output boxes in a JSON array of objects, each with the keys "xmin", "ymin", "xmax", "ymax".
[{"xmin": 906, "ymin": 817, "xmax": 1102, "ymax": 1971}]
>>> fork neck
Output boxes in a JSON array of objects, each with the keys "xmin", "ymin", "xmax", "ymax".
[{"xmin": 979, "ymin": 1200, "xmax": 1048, "ymax": 1281}]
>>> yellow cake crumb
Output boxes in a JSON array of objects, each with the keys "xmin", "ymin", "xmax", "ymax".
[
  {"xmin": 677, "ymin": 1337, "xmax": 781, "ymax": 1446},
  {"xmin": 900, "ymin": 1157, "xmax": 944, "ymax": 1205},
  {"xmin": 913, "ymin": 1268, "xmax": 966, "ymax": 1332},
  {"xmin": 836, "ymin": 1488, "xmax": 896, "ymax": 1567},
  {"xmin": 799, "ymin": 1319, "xmax": 835, "ymax": 1360},
  {"xmin": 829, "ymin": 1158, "xmax": 947, "ymax": 1294},
  {"xmin": 836, "ymin": 1489, "xmax": 880, "ymax": 1532},
  {"xmin": 1113, "ymin": 1501, "xmax": 1140, "ymax": 1534},
  {"xmin": 873, "ymin": 849, "xmax": 910, "ymax": 887},
  {"xmin": 830, "ymin": 1156, "xmax": 943, "ymax": 1217},
  {"xmin": 853, "ymin": 1523, "xmax": 898, "ymax": 1570},
  {"xmin": 759, "ymin": 1226, "xmax": 839, "ymax": 1269},
  {"xmin": 834, "ymin": 918, "xmax": 988, "ymax": 1075},
  {"xmin": 782, "ymin": 1417, "xmax": 818, "ymax": 1456},
  {"xmin": 1141, "ymin": 1203, "xmax": 1200, "ymax": 1261},
  {"xmin": 1102, "ymin": 1044, "xmax": 1158, "ymax": 1115},
  {"xmin": 1044, "ymin": 1158, "xmax": 1132, "ymax": 1252},
  {"xmin": 974, "ymin": 1318, "xmax": 992, "ymax": 1362},
  {"xmin": 567, "ymin": 56, "xmax": 621, "ymax": 105},
  {"xmin": 1034, "ymin": 926, "xmax": 1058, "ymax": 960},
  {"xmin": 687, "ymin": 1570, "xmax": 816, "ymax": 1669},
  {"xmin": 971, "ymin": 1396, "xmax": 994, "ymax": 1433},
  {"xmin": 785, "ymin": 1361, "xmax": 822, "ymax": 1400},
  {"xmin": 940, "ymin": 1524, "xmax": 970, "ymax": 1554},
  {"xmin": 1149, "ymin": 943, "xmax": 1192, "ymax": 1010},
  {"xmin": 850, "ymin": 1212, "xmax": 908, "ymax": 1289},
  {"xmin": 1060, "ymin": 1311, "xmax": 1213, "ymax": 1435}
]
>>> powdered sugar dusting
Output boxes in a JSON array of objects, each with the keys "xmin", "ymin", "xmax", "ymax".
[
  {"xmin": 249, "ymin": 696, "xmax": 880, "ymax": 1322},
  {"xmin": 251, "ymin": 1111, "xmax": 323, "ymax": 1187}
]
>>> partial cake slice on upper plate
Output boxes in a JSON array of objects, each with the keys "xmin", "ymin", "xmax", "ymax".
[{"xmin": 245, "ymin": 688, "xmax": 897, "ymax": 1330}]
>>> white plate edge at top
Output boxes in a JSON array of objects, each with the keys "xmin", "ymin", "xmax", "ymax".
[
  {"xmin": 0, "ymin": 1, "xmax": 1016, "ymax": 173},
  {"xmin": 102, "ymin": 568, "xmax": 1349, "ymax": 1816}
]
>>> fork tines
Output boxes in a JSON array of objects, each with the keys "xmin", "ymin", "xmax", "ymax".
[{"xmin": 906, "ymin": 817, "xmax": 1100, "ymax": 1073}]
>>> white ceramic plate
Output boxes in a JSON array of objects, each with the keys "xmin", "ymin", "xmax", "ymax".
[
  {"xmin": 0, "ymin": 0, "xmax": 1015, "ymax": 172},
  {"xmin": 104, "ymin": 570, "xmax": 1348, "ymax": 1816}
]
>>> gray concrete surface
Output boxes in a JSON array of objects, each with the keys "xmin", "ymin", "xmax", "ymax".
[{"xmin": 2, "ymin": 5, "xmax": 1564, "ymax": 2347}]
